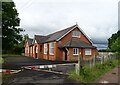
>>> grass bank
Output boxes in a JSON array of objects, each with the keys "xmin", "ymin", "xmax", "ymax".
[{"xmin": 68, "ymin": 59, "xmax": 119, "ymax": 83}]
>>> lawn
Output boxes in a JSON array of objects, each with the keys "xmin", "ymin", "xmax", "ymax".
[
  {"xmin": 68, "ymin": 59, "xmax": 119, "ymax": 83},
  {"xmin": 1, "ymin": 54, "xmax": 21, "ymax": 56}
]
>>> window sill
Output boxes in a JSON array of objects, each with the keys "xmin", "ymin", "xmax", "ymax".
[
  {"xmin": 73, "ymin": 54, "xmax": 79, "ymax": 55},
  {"xmin": 50, "ymin": 53, "xmax": 54, "ymax": 55},
  {"xmin": 85, "ymin": 54, "xmax": 92, "ymax": 56},
  {"xmin": 72, "ymin": 36, "xmax": 80, "ymax": 38}
]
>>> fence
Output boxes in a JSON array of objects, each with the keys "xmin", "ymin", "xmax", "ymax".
[
  {"xmin": 75, "ymin": 52, "xmax": 118, "ymax": 75},
  {"xmin": 80, "ymin": 52, "xmax": 117, "ymax": 67}
]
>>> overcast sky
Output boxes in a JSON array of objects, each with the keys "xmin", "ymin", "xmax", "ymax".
[{"xmin": 13, "ymin": 0, "xmax": 119, "ymax": 44}]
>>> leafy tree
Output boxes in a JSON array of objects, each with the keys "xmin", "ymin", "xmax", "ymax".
[
  {"xmin": 108, "ymin": 30, "xmax": 120, "ymax": 52},
  {"xmin": 2, "ymin": 2, "xmax": 24, "ymax": 51},
  {"xmin": 12, "ymin": 34, "xmax": 29, "ymax": 53},
  {"xmin": 111, "ymin": 37, "xmax": 120, "ymax": 52}
]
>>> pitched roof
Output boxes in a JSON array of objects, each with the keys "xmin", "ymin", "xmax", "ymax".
[
  {"xmin": 45, "ymin": 24, "xmax": 77, "ymax": 42},
  {"xmin": 34, "ymin": 35, "xmax": 48, "ymax": 44},
  {"xmin": 61, "ymin": 39, "xmax": 96, "ymax": 48},
  {"xmin": 32, "ymin": 24, "xmax": 93, "ymax": 44},
  {"xmin": 27, "ymin": 38, "xmax": 33, "ymax": 46}
]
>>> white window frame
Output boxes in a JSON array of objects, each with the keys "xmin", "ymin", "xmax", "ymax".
[
  {"xmin": 85, "ymin": 49, "xmax": 92, "ymax": 55},
  {"xmin": 28, "ymin": 47, "xmax": 29, "ymax": 53},
  {"xmin": 30, "ymin": 47, "xmax": 32, "ymax": 53},
  {"xmin": 72, "ymin": 31, "xmax": 80, "ymax": 38},
  {"xmin": 36, "ymin": 46, "xmax": 38, "ymax": 53},
  {"xmin": 49, "ymin": 42, "xmax": 54, "ymax": 55},
  {"xmin": 73, "ymin": 48, "xmax": 78, "ymax": 55},
  {"xmin": 44, "ymin": 43, "xmax": 47, "ymax": 54},
  {"xmin": 33, "ymin": 46, "xmax": 34, "ymax": 54}
]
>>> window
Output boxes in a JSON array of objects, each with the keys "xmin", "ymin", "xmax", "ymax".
[
  {"xmin": 36, "ymin": 46, "xmax": 38, "ymax": 53},
  {"xmin": 72, "ymin": 31, "xmax": 80, "ymax": 38},
  {"xmin": 28, "ymin": 47, "xmax": 29, "ymax": 53},
  {"xmin": 85, "ymin": 49, "xmax": 92, "ymax": 55},
  {"xmin": 50, "ymin": 42, "xmax": 54, "ymax": 55},
  {"xmin": 73, "ymin": 48, "xmax": 78, "ymax": 55},
  {"xmin": 44, "ymin": 44, "xmax": 47, "ymax": 54},
  {"xmin": 58, "ymin": 41, "xmax": 62, "ymax": 44},
  {"xmin": 33, "ymin": 46, "xmax": 34, "ymax": 53},
  {"xmin": 30, "ymin": 47, "xmax": 32, "ymax": 53},
  {"xmin": 25, "ymin": 48, "xmax": 27, "ymax": 53}
]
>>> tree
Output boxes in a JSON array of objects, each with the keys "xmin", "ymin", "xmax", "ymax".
[
  {"xmin": 2, "ymin": 2, "xmax": 24, "ymax": 51},
  {"xmin": 111, "ymin": 37, "xmax": 120, "ymax": 52},
  {"xmin": 12, "ymin": 34, "xmax": 29, "ymax": 53},
  {"xmin": 108, "ymin": 30, "xmax": 120, "ymax": 52}
]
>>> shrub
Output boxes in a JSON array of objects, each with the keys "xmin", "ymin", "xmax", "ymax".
[{"xmin": 107, "ymin": 60, "xmax": 115, "ymax": 68}]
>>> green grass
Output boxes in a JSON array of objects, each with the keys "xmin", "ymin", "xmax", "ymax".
[
  {"xmin": 0, "ymin": 57, "xmax": 4, "ymax": 64},
  {"xmin": 0, "ymin": 54, "xmax": 21, "ymax": 56},
  {"xmin": 68, "ymin": 59, "xmax": 119, "ymax": 83}
]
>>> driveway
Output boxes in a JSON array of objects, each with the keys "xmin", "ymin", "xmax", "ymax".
[
  {"xmin": 2, "ymin": 56, "xmax": 77, "ymax": 70},
  {"xmin": 2, "ymin": 69, "xmax": 79, "ymax": 84}
]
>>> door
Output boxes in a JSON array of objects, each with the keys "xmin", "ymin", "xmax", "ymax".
[
  {"xmin": 35, "ymin": 46, "xmax": 37, "ymax": 58},
  {"xmin": 64, "ymin": 49, "xmax": 67, "ymax": 60}
]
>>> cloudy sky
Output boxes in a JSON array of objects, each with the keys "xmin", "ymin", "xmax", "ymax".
[{"xmin": 13, "ymin": 0, "xmax": 119, "ymax": 44}]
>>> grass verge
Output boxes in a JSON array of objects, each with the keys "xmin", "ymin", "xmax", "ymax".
[{"xmin": 68, "ymin": 59, "xmax": 119, "ymax": 83}]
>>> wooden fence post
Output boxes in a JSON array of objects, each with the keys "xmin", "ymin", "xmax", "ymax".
[
  {"xmin": 77, "ymin": 52, "xmax": 82, "ymax": 75},
  {"xmin": 93, "ymin": 55, "xmax": 95, "ymax": 67}
]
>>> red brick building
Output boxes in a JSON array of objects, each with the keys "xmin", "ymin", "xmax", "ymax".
[{"xmin": 25, "ymin": 24, "xmax": 98, "ymax": 61}]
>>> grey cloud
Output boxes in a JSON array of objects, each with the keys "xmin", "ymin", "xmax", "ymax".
[{"xmin": 14, "ymin": 0, "xmax": 118, "ymax": 44}]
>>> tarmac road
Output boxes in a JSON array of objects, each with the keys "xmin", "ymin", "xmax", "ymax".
[
  {"xmin": 2, "ymin": 56, "xmax": 77, "ymax": 70},
  {"xmin": 2, "ymin": 69, "xmax": 79, "ymax": 85}
]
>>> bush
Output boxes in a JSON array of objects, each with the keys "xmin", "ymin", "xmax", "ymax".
[{"xmin": 107, "ymin": 60, "xmax": 115, "ymax": 68}]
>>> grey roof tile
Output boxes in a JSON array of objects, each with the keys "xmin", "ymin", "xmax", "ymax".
[
  {"xmin": 61, "ymin": 39, "xmax": 96, "ymax": 48},
  {"xmin": 45, "ymin": 24, "xmax": 77, "ymax": 42},
  {"xmin": 33, "ymin": 24, "xmax": 77, "ymax": 43},
  {"xmin": 34, "ymin": 35, "xmax": 48, "ymax": 44},
  {"xmin": 27, "ymin": 38, "xmax": 33, "ymax": 46}
]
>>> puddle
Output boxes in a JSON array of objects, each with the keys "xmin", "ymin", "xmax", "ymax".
[
  {"xmin": 112, "ymin": 72, "xmax": 116, "ymax": 75},
  {"xmin": 101, "ymin": 80, "xmax": 109, "ymax": 83}
]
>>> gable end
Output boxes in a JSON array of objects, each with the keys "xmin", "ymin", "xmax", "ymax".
[{"xmin": 56, "ymin": 25, "xmax": 93, "ymax": 45}]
